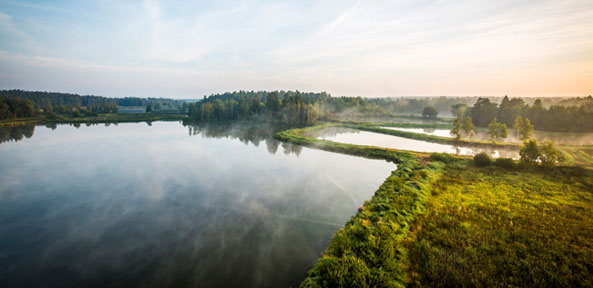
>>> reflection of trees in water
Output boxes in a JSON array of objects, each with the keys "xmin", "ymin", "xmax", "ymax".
[
  {"xmin": 185, "ymin": 122, "xmax": 302, "ymax": 156},
  {"xmin": 0, "ymin": 125, "xmax": 36, "ymax": 143}
]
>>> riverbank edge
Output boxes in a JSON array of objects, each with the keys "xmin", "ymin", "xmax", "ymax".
[
  {"xmin": 274, "ymin": 125, "xmax": 446, "ymax": 287},
  {"xmin": 0, "ymin": 113, "xmax": 188, "ymax": 127}
]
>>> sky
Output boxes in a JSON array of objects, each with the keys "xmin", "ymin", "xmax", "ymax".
[{"xmin": 0, "ymin": 0, "xmax": 592, "ymax": 99}]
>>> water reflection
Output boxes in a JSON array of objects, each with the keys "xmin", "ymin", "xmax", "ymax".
[
  {"xmin": 0, "ymin": 122, "xmax": 395, "ymax": 288},
  {"xmin": 185, "ymin": 122, "xmax": 302, "ymax": 156},
  {"xmin": 310, "ymin": 127, "xmax": 520, "ymax": 158},
  {"xmin": 0, "ymin": 125, "xmax": 35, "ymax": 143}
]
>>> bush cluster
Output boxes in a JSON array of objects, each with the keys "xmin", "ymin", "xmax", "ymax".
[{"xmin": 473, "ymin": 152, "xmax": 492, "ymax": 167}]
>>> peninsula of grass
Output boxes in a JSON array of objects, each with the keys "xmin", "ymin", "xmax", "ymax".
[
  {"xmin": 275, "ymin": 125, "xmax": 448, "ymax": 287},
  {"xmin": 0, "ymin": 112, "xmax": 187, "ymax": 127},
  {"xmin": 346, "ymin": 123, "xmax": 520, "ymax": 150},
  {"xmin": 275, "ymin": 125, "xmax": 593, "ymax": 287}
]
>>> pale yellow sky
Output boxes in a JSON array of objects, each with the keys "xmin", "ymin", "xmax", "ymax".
[{"xmin": 0, "ymin": 0, "xmax": 592, "ymax": 98}]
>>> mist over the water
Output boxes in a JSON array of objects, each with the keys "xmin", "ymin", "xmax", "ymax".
[{"xmin": 0, "ymin": 122, "xmax": 395, "ymax": 288}]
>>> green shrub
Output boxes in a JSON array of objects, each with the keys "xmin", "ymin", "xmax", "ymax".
[
  {"xmin": 305, "ymin": 256, "xmax": 371, "ymax": 288},
  {"xmin": 473, "ymin": 152, "xmax": 492, "ymax": 167},
  {"xmin": 494, "ymin": 157, "xmax": 515, "ymax": 169},
  {"xmin": 429, "ymin": 152, "xmax": 453, "ymax": 163},
  {"xmin": 520, "ymin": 139, "xmax": 539, "ymax": 164}
]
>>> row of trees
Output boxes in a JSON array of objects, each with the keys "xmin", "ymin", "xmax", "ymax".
[
  {"xmin": 0, "ymin": 97, "xmax": 36, "ymax": 120},
  {"xmin": 468, "ymin": 96, "xmax": 593, "ymax": 132},
  {"xmin": 450, "ymin": 115, "xmax": 535, "ymax": 143},
  {"xmin": 186, "ymin": 91, "xmax": 395, "ymax": 124},
  {"xmin": 187, "ymin": 91, "xmax": 324, "ymax": 124},
  {"xmin": 0, "ymin": 90, "xmax": 182, "ymax": 117}
]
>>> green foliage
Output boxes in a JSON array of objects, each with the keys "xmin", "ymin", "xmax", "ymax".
[
  {"xmin": 514, "ymin": 140, "xmax": 560, "ymax": 167},
  {"xmin": 462, "ymin": 116, "xmax": 474, "ymax": 139},
  {"xmin": 513, "ymin": 115, "xmax": 523, "ymax": 137},
  {"xmin": 520, "ymin": 139, "xmax": 540, "ymax": 164},
  {"xmin": 422, "ymin": 106, "xmax": 438, "ymax": 118},
  {"xmin": 0, "ymin": 96, "xmax": 36, "ymax": 119},
  {"xmin": 494, "ymin": 157, "xmax": 516, "ymax": 169},
  {"xmin": 146, "ymin": 105, "xmax": 152, "ymax": 113},
  {"xmin": 450, "ymin": 103, "xmax": 468, "ymax": 119},
  {"xmin": 521, "ymin": 117, "xmax": 534, "ymax": 140},
  {"xmin": 473, "ymin": 152, "xmax": 492, "ymax": 167},
  {"xmin": 429, "ymin": 153, "xmax": 454, "ymax": 164},
  {"xmin": 470, "ymin": 98, "xmax": 498, "ymax": 127},
  {"xmin": 540, "ymin": 141, "xmax": 559, "ymax": 167},
  {"xmin": 277, "ymin": 124, "xmax": 444, "ymax": 287},
  {"xmin": 499, "ymin": 123, "xmax": 508, "ymax": 138},
  {"xmin": 304, "ymin": 256, "xmax": 372, "ymax": 288},
  {"xmin": 488, "ymin": 118, "xmax": 508, "ymax": 143},
  {"xmin": 406, "ymin": 163, "xmax": 593, "ymax": 287},
  {"xmin": 468, "ymin": 96, "xmax": 593, "ymax": 132},
  {"xmin": 187, "ymin": 91, "xmax": 327, "ymax": 124},
  {"xmin": 450, "ymin": 118, "xmax": 461, "ymax": 141},
  {"xmin": 301, "ymin": 160, "xmax": 444, "ymax": 288}
]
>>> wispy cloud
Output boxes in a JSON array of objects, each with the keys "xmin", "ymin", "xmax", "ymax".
[{"xmin": 0, "ymin": 0, "xmax": 591, "ymax": 97}]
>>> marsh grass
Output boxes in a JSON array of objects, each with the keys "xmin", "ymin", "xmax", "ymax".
[{"xmin": 406, "ymin": 162, "xmax": 593, "ymax": 287}]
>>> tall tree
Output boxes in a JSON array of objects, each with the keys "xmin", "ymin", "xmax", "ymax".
[
  {"xmin": 450, "ymin": 118, "xmax": 462, "ymax": 141},
  {"xmin": 462, "ymin": 116, "xmax": 475, "ymax": 139},
  {"xmin": 520, "ymin": 118, "xmax": 534, "ymax": 140},
  {"xmin": 540, "ymin": 141, "xmax": 559, "ymax": 167},
  {"xmin": 513, "ymin": 116, "xmax": 523, "ymax": 137},
  {"xmin": 488, "ymin": 118, "xmax": 500, "ymax": 143}
]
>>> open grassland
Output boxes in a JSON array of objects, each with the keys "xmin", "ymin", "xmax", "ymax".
[{"xmin": 406, "ymin": 162, "xmax": 593, "ymax": 287}]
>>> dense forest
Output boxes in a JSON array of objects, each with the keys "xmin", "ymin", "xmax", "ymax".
[
  {"xmin": 468, "ymin": 96, "xmax": 593, "ymax": 132},
  {"xmin": 0, "ymin": 90, "xmax": 182, "ymax": 119},
  {"xmin": 186, "ymin": 90, "xmax": 390, "ymax": 124}
]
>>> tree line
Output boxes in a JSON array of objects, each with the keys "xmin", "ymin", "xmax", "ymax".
[
  {"xmin": 0, "ymin": 90, "xmax": 183, "ymax": 118},
  {"xmin": 0, "ymin": 96, "xmax": 36, "ymax": 119},
  {"xmin": 468, "ymin": 96, "xmax": 593, "ymax": 132},
  {"xmin": 186, "ymin": 90, "xmax": 391, "ymax": 124}
]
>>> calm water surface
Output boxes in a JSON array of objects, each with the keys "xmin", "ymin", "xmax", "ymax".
[
  {"xmin": 381, "ymin": 126, "xmax": 593, "ymax": 146},
  {"xmin": 0, "ymin": 122, "xmax": 395, "ymax": 288},
  {"xmin": 311, "ymin": 127, "xmax": 520, "ymax": 158}
]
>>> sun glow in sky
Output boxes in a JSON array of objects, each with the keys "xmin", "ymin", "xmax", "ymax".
[{"xmin": 0, "ymin": 0, "xmax": 592, "ymax": 98}]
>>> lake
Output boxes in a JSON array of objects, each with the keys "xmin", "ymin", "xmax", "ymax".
[
  {"xmin": 310, "ymin": 127, "xmax": 520, "ymax": 158},
  {"xmin": 0, "ymin": 122, "xmax": 395, "ymax": 288}
]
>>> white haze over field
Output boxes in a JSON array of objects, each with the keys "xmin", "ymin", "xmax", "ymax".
[{"xmin": 0, "ymin": 0, "xmax": 592, "ymax": 98}]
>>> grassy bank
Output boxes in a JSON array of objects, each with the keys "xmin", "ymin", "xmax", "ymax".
[
  {"xmin": 0, "ymin": 113, "xmax": 187, "ymax": 127},
  {"xmin": 274, "ymin": 124, "xmax": 419, "ymax": 163},
  {"xmin": 406, "ymin": 161, "xmax": 593, "ymax": 287},
  {"xmin": 275, "ymin": 125, "xmax": 446, "ymax": 287},
  {"xmin": 275, "ymin": 125, "xmax": 447, "ymax": 287},
  {"xmin": 275, "ymin": 124, "xmax": 593, "ymax": 287},
  {"xmin": 300, "ymin": 160, "xmax": 445, "ymax": 287}
]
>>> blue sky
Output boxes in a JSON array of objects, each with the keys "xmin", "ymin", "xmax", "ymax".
[{"xmin": 0, "ymin": 0, "xmax": 592, "ymax": 98}]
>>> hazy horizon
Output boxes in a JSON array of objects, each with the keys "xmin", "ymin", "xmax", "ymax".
[{"xmin": 1, "ymin": 0, "xmax": 592, "ymax": 98}]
